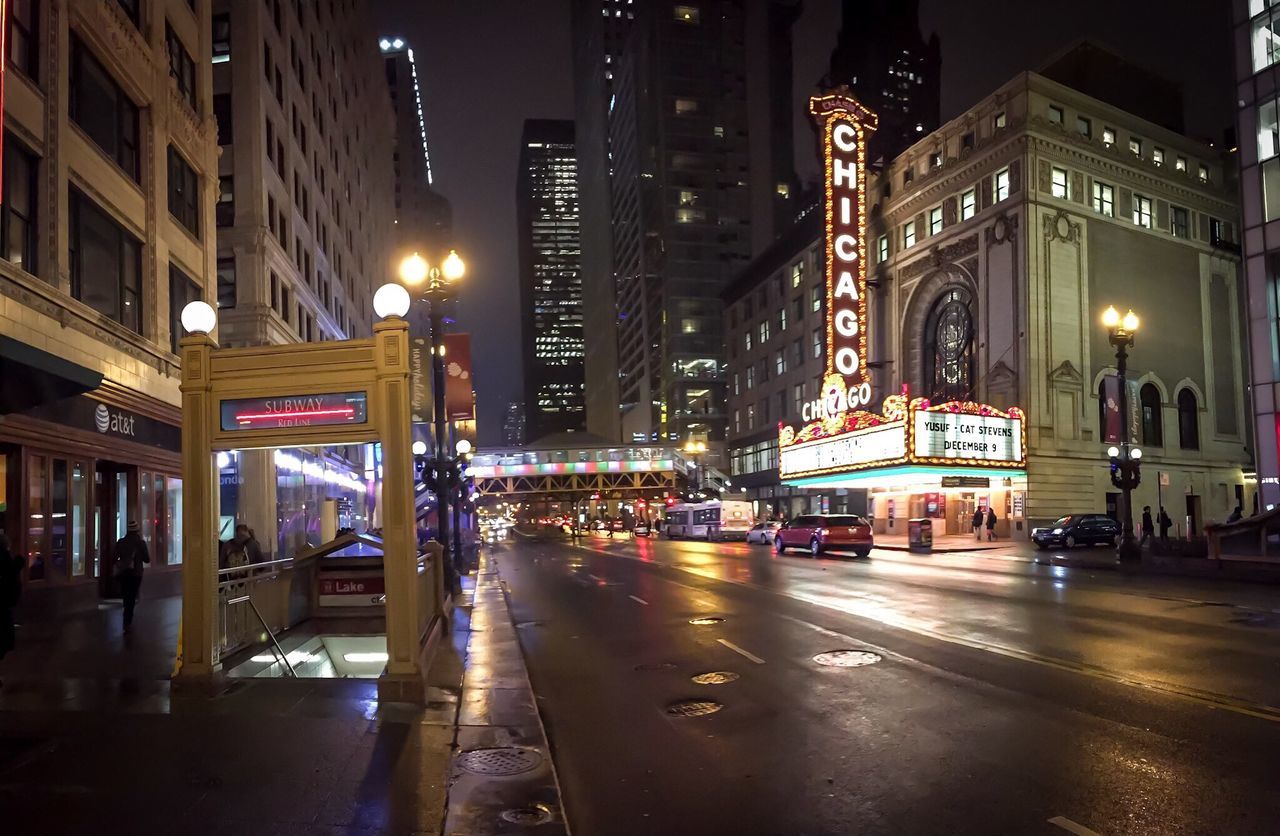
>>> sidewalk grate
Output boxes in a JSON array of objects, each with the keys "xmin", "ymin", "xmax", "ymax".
[
  {"xmin": 691, "ymin": 671, "xmax": 739, "ymax": 685},
  {"xmin": 813, "ymin": 650, "xmax": 882, "ymax": 668},
  {"xmin": 665, "ymin": 698, "xmax": 723, "ymax": 717},
  {"xmin": 457, "ymin": 747, "xmax": 544, "ymax": 777},
  {"xmin": 688, "ymin": 616, "xmax": 724, "ymax": 625},
  {"xmin": 500, "ymin": 804, "xmax": 555, "ymax": 826}
]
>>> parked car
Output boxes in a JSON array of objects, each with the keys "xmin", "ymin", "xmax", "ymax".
[
  {"xmin": 774, "ymin": 514, "xmax": 873, "ymax": 558},
  {"xmin": 633, "ymin": 522, "xmax": 651, "ymax": 537},
  {"xmin": 746, "ymin": 521, "xmax": 782, "ymax": 545},
  {"xmin": 1031, "ymin": 514, "xmax": 1121, "ymax": 549},
  {"xmin": 609, "ymin": 518, "xmax": 625, "ymax": 532}
]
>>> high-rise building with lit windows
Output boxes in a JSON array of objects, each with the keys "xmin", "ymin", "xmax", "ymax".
[
  {"xmin": 825, "ymin": 0, "xmax": 941, "ymax": 165},
  {"xmin": 517, "ymin": 120, "xmax": 586, "ymax": 442},
  {"xmin": 1233, "ymin": 0, "xmax": 1280, "ymax": 509}
]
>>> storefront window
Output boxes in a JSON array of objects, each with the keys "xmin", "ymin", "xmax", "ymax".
[
  {"xmin": 27, "ymin": 455, "xmax": 46, "ymax": 580},
  {"xmin": 115, "ymin": 472, "xmax": 128, "ymax": 542},
  {"xmin": 50, "ymin": 459, "xmax": 68, "ymax": 577},
  {"xmin": 140, "ymin": 472, "xmax": 155, "ymax": 550},
  {"xmin": 166, "ymin": 477, "xmax": 183, "ymax": 564},
  {"xmin": 71, "ymin": 463, "xmax": 87, "ymax": 576},
  {"xmin": 152, "ymin": 473, "xmax": 164, "ymax": 560}
]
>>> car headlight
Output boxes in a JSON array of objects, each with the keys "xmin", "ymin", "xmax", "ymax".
[{"xmin": 1052, "ymin": 528, "xmax": 1063, "ymax": 534}]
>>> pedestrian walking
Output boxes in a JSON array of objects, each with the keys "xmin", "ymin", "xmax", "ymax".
[
  {"xmin": 1140, "ymin": 506, "xmax": 1154, "ymax": 547},
  {"xmin": 985, "ymin": 507, "xmax": 998, "ymax": 541},
  {"xmin": 113, "ymin": 521, "xmax": 151, "ymax": 632},
  {"xmin": 0, "ymin": 532, "xmax": 25, "ymax": 686},
  {"xmin": 971, "ymin": 508, "xmax": 983, "ymax": 541},
  {"xmin": 1158, "ymin": 506, "xmax": 1172, "ymax": 543}
]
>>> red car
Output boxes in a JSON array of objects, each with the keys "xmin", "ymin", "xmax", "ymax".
[{"xmin": 774, "ymin": 514, "xmax": 873, "ymax": 558}]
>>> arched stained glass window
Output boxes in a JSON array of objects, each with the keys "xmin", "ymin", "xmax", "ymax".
[{"xmin": 923, "ymin": 287, "xmax": 974, "ymax": 401}]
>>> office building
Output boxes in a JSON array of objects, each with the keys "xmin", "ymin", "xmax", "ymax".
[
  {"xmin": 729, "ymin": 47, "xmax": 1249, "ymax": 536},
  {"xmin": 503, "ymin": 401, "xmax": 527, "ymax": 447},
  {"xmin": 1232, "ymin": 0, "xmax": 1280, "ymax": 510},
  {"xmin": 0, "ymin": 0, "xmax": 218, "ymax": 596},
  {"xmin": 825, "ymin": 0, "xmax": 941, "ymax": 165},
  {"xmin": 518, "ymin": 120, "xmax": 585, "ymax": 442}
]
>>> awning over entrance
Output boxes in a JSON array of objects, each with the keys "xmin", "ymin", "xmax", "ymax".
[{"xmin": 0, "ymin": 335, "xmax": 103, "ymax": 414}]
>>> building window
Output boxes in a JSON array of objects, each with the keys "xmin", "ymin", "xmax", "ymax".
[
  {"xmin": 812, "ymin": 328, "xmax": 822, "ymax": 359},
  {"xmin": 994, "ymin": 168, "xmax": 1010, "ymax": 202},
  {"xmin": 217, "ymin": 175, "xmax": 234, "ymax": 226},
  {"xmin": 923, "ymin": 286, "xmax": 974, "ymax": 402},
  {"xmin": 1048, "ymin": 105, "xmax": 1063, "ymax": 125},
  {"xmin": 169, "ymin": 263, "xmax": 200, "ymax": 353},
  {"xmin": 793, "ymin": 384, "xmax": 804, "ymax": 416},
  {"xmin": 903, "ymin": 220, "xmax": 917, "ymax": 248},
  {"xmin": 1153, "ymin": 147, "xmax": 1165, "ymax": 167},
  {"xmin": 775, "ymin": 350, "xmax": 785, "ymax": 376},
  {"xmin": 1133, "ymin": 194, "xmax": 1153, "ymax": 228},
  {"xmin": 929, "ymin": 206, "xmax": 943, "ymax": 235},
  {"xmin": 217, "ymin": 256, "xmax": 235, "ymax": 309},
  {"xmin": 1129, "ymin": 137, "xmax": 1142, "ymax": 157},
  {"xmin": 734, "ymin": 410, "xmax": 741, "ymax": 434},
  {"xmin": 778, "ymin": 306, "xmax": 788, "ymax": 332},
  {"xmin": 1077, "ymin": 116, "xmax": 1092, "ymax": 138},
  {"xmin": 70, "ymin": 37, "xmax": 140, "ymax": 180},
  {"xmin": 675, "ymin": 98, "xmax": 698, "ymax": 115},
  {"xmin": 212, "ymin": 13, "xmax": 231, "ymax": 63},
  {"xmin": 960, "ymin": 188, "xmax": 976, "ymax": 221},
  {"xmin": 115, "ymin": 0, "xmax": 139, "ymax": 25},
  {"xmin": 746, "ymin": 366, "xmax": 754, "ymax": 390},
  {"xmin": 1092, "ymin": 181, "xmax": 1114, "ymax": 217},
  {"xmin": 674, "ymin": 4, "xmax": 700, "ymax": 23},
  {"xmin": 1198, "ymin": 164, "xmax": 1210, "ymax": 183},
  {"xmin": 993, "ymin": 111, "xmax": 1006, "ymax": 130},
  {"xmin": 8, "ymin": 0, "xmax": 38, "ymax": 79},
  {"xmin": 69, "ymin": 189, "xmax": 142, "ymax": 333},
  {"xmin": 1171, "ymin": 206, "xmax": 1190, "ymax": 238},
  {"xmin": 961, "ymin": 131, "xmax": 975, "ymax": 150},
  {"xmin": 930, "ymin": 151, "xmax": 942, "ymax": 169},
  {"xmin": 758, "ymin": 320, "xmax": 769, "ymax": 344},
  {"xmin": 1177, "ymin": 388, "xmax": 1199, "ymax": 450},
  {"xmin": 810, "ymin": 284, "xmax": 821, "ymax": 313},
  {"xmin": 1050, "ymin": 167, "xmax": 1068, "ymax": 199},
  {"xmin": 1102, "ymin": 127, "xmax": 1116, "ymax": 147},
  {"xmin": 213, "ymin": 93, "xmax": 233, "ymax": 145},
  {"xmin": 1253, "ymin": 2, "xmax": 1280, "ymax": 72},
  {"xmin": 168, "ymin": 146, "xmax": 200, "ymax": 237},
  {"xmin": 165, "ymin": 23, "xmax": 197, "ymax": 110},
  {"xmin": 1, "ymin": 138, "xmax": 38, "ymax": 275},
  {"xmin": 877, "ymin": 234, "xmax": 889, "ymax": 262},
  {"xmin": 746, "ymin": 404, "xmax": 754, "ymax": 430},
  {"xmin": 1175, "ymin": 156, "xmax": 1187, "ymax": 172},
  {"xmin": 745, "ymin": 330, "xmax": 752, "ymax": 351},
  {"xmin": 1140, "ymin": 384, "xmax": 1163, "ymax": 447},
  {"xmin": 791, "ymin": 261, "xmax": 803, "ymax": 287}
]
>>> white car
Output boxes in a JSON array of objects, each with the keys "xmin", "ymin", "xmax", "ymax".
[{"xmin": 746, "ymin": 521, "xmax": 782, "ymax": 544}]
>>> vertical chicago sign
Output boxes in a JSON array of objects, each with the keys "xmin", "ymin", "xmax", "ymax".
[{"xmin": 810, "ymin": 90, "xmax": 877, "ymax": 406}]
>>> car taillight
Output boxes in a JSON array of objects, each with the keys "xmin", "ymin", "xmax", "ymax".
[{"xmin": 819, "ymin": 528, "xmax": 829, "ymax": 537}]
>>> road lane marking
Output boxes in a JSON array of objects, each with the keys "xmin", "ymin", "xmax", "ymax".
[
  {"xmin": 629, "ymin": 595, "xmax": 649, "ymax": 605},
  {"xmin": 717, "ymin": 639, "xmax": 765, "ymax": 664},
  {"xmin": 1048, "ymin": 816, "xmax": 1102, "ymax": 836},
  {"xmin": 588, "ymin": 574, "xmax": 604, "ymax": 582}
]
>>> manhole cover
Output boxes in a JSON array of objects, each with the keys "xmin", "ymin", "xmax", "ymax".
[
  {"xmin": 691, "ymin": 671, "xmax": 739, "ymax": 685},
  {"xmin": 689, "ymin": 616, "xmax": 724, "ymax": 625},
  {"xmin": 813, "ymin": 650, "xmax": 882, "ymax": 668},
  {"xmin": 500, "ymin": 804, "xmax": 555, "ymax": 826},
  {"xmin": 635, "ymin": 662, "xmax": 678, "ymax": 671},
  {"xmin": 457, "ymin": 747, "xmax": 544, "ymax": 776},
  {"xmin": 665, "ymin": 698, "xmax": 723, "ymax": 717}
]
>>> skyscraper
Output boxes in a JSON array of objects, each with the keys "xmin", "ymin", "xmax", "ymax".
[
  {"xmin": 518, "ymin": 120, "xmax": 586, "ymax": 442},
  {"xmin": 503, "ymin": 402, "xmax": 527, "ymax": 447},
  {"xmin": 825, "ymin": 0, "xmax": 941, "ymax": 165},
  {"xmin": 379, "ymin": 36, "xmax": 453, "ymax": 261},
  {"xmin": 577, "ymin": 0, "xmax": 779, "ymax": 450}
]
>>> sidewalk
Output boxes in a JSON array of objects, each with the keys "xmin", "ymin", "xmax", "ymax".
[
  {"xmin": 870, "ymin": 531, "xmax": 1013, "ymax": 554},
  {"xmin": 0, "ymin": 555, "xmax": 565, "ymax": 834}
]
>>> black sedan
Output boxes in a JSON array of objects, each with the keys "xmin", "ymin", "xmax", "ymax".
[{"xmin": 1031, "ymin": 514, "xmax": 1122, "ymax": 549}]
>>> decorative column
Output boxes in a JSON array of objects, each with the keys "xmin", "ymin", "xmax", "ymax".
[
  {"xmin": 373, "ymin": 317, "xmax": 427, "ymax": 700},
  {"xmin": 177, "ymin": 333, "xmax": 220, "ymax": 680}
]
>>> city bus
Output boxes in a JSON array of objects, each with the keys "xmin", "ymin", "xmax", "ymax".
[{"xmin": 662, "ymin": 499, "xmax": 755, "ymax": 541}]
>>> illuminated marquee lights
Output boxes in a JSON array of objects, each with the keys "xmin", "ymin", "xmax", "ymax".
[
  {"xmin": 469, "ymin": 459, "xmax": 675, "ymax": 479},
  {"xmin": 779, "ymin": 395, "xmax": 1026, "ymax": 481},
  {"xmin": 810, "ymin": 89, "xmax": 878, "ymax": 394}
]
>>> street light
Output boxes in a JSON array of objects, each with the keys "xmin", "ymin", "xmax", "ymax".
[
  {"xmin": 1104, "ymin": 305, "xmax": 1142, "ymax": 562},
  {"xmin": 399, "ymin": 250, "xmax": 466, "ymax": 588},
  {"xmin": 180, "ymin": 300, "xmax": 217, "ymax": 335},
  {"xmin": 683, "ymin": 439, "xmax": 707, "ymax": 493}
]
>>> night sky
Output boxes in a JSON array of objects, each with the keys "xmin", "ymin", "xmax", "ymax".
[{"xmin": 370, "ymin": 0, "xmax": 1233, "ymax": 444}]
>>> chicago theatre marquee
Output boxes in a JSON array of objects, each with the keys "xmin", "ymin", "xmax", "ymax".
[{"xmin": 778, "ymin": 91, "xmax": 1028, "ymax": 538}]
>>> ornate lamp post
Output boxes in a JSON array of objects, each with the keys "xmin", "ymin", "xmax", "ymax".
[
  {"xmin": 1102, "ymin": 305, "xmax": 1142, "ymax": 562},
  {"xmin": 683, "ymin": 439, "xmax": 707, "ymax": 494},
  {"xmin": 400, "ymin": 250, "xmax": 465, "ymax": 586}
]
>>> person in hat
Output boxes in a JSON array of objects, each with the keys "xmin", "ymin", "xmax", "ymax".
[{"xmin": 113, "ymin": 521, "xmax": 151, "ymax": 631}]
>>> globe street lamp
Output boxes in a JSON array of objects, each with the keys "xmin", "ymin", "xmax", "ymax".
[
  {"xmin": 399, "ymin": 250, "xmax": 466, "ymax": 585},
  {"xmin": 1103, "ymin": 305, "xmax": 1142, "ymax": 562}
]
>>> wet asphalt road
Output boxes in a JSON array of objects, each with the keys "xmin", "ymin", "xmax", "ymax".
[{"xmin": 493, "ymin": 534, "xmax": 1280, "ymax": 835}]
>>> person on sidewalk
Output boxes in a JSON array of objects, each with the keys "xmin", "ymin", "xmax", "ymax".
[
  {"xmin": 1227, "ymin": 505, "xmax": 1243, "ymax": 524},
  {"xmin": 1140, "ymin": 506, "xmax": 1155, "ymax": 547},
  {"xmin": 0, "ymin": 532, "xmax": 25, "ymax": 685},
  {"xmin": 1158, "ymin": 507, "xmax": 1173, "ymax": 543},
  {"xmin": 113, "ymin": 521, "xmax": 151, "ymax": 632},
  {"xmin": 972, "ymin": 509, "xmax": 983, "ymax": 541},
  {"xmin": 985, "ymin": 507, "xmax": 998, "ymax": 541}
]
